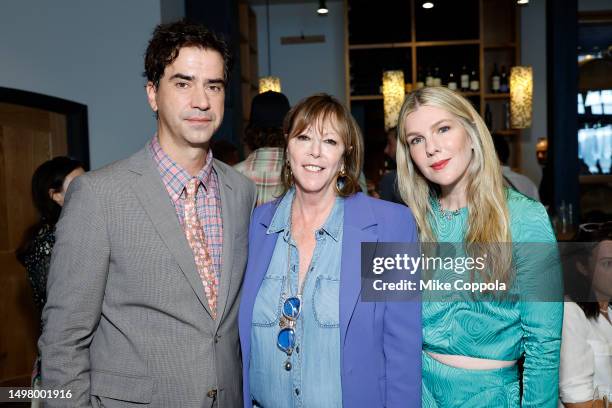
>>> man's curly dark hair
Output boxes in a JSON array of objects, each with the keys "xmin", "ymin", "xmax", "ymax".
[
  {"xmin": 244, "ymin": 125, "xmax": 286, "ymax": 151},
  {"xmin": 144, "ymin": 20, "xmax": 232, "ymax": 88}
]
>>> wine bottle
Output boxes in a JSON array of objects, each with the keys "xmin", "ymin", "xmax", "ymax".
[
  {"xmin": 447, "ymin": 71, "xmax": 458, "ymax": 91},
  {"xmin": 416, "ymin": 66, "xmax": 425, "ymax": 89},
  {"xmin": 425, "ymin": 67, "xmax": 434, "ymax": 87},
  {"xmin": 469, "ymin": 68, "xmax": 479, "ymax": 91},
  {"xmin": 491, "ymin": 63, "xmax": 500, "ymax": 93},
  {"xmin": 499, "ymin": 65, "xmax": 509, "ymax": 93},
  {"xmin": 433, "ymin": 66, "xmax": 442, "ymax": 86},
  {"xmin": 460, "ymin": 65, "xmax": 469, "ymax": 91}
]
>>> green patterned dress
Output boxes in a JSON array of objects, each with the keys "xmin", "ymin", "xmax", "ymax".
[{"xmin": 422, "ymin": 189, "xmax": 563, "ymax": 407}]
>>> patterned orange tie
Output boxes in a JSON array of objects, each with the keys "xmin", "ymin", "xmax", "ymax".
[{"xmin": 183, "ymin": 178, "xmax": 218, "ymax": 319}]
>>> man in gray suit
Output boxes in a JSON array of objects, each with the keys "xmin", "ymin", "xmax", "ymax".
[{"xmin": 40, "ymin": 21, "xmax": 255, "ymax": 407}]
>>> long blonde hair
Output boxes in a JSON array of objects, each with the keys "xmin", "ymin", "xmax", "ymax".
[{"xmin": 396, "ymin": 87, "xmax": 512, "ymax": 284}]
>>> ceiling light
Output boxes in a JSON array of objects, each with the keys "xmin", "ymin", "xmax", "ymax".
[
  {"xmin": 317, "ymin": 0, "xmax": 328, "ymax": 15},
  {"xmin": 258, "ymin": 0, "xmax": 282, "ymax": 93},
  {"xmin": 517, "ymin": 0, "xmax": 529, "ymax": 4},
  {"xmin": 422, "ymin": 2, "xmax": 434, "ymax": 9}
]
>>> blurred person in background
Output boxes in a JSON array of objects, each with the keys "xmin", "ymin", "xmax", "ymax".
[
  {"xmin": 212, "ymin": 139, "xmax": 240, "ymax": 166},
  {"xmin": 235, "ymin": 90, "xmax": 290, "ymax": 206},
  {"xmin": 378, "ymin": 126, "xmax": 403, "ymax": 204},
  {"xmin": 493, "ymin": 136, "xmax": 540, "ymax": 201},
  {"xmin": 559, "ymin": 223, "xmax": 612, "ymax": 408},
  {"xmin": 16, "ymin": 156, "xmax": 84, "ymax": 390}
]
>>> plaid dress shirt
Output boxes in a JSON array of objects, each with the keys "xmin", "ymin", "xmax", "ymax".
[
  {"xmin": 234, "ymin": 147, "xmax": 284, "ymax": 206},
  {"xmin": 148, "ymin": 136, "xmax": 223, "ymax": 279}
]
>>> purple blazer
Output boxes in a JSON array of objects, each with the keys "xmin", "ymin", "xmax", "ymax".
[{"xmin": 238, "ymin": 193, "xmax": 422, "ymax": 407}]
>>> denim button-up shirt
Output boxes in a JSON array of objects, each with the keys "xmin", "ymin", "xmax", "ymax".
[{"xmin": 250, "ymin": 188, "xmax": 344, "ymax": 408}]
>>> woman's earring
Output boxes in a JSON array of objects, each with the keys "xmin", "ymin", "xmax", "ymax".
[
  {"xmin": 335, "ymin": 163, "xmax": 347, "ymax": 194},
  {"xmin": 285, "ymin": 160, "xmax": 293, "ymax": 186}
]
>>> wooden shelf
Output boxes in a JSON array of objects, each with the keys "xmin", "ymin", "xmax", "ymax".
[
  {"xmin": 349, "ymin": 42, "xmax": 412, "ymax": 50},
  {"xmin": 351, "ymin": 95, "xmax": 383, "ymax": 101},
  {"xmin": 349, "ymin": 40, "xmax": 481, "ymax": 50},
  {"xmin": 579, "ymin": 175, "xmax": 612, "ymax": 184},
  {"xmin": 484, "ymin": 93, "xmax": 510, "ymax": 99},
  {"xmin": 484, "ymin": 43, "xmax": 516, "ymax": 50},
  {"xmin": 415, "ymin": 39, "xmax": 480, "ymax": 47},
  {"xmin": 345, "ymin": 0, "xmax": 522, "ymax": 173},
  {"xmin": 350, "ymin": 91, "xmax": 481, "ymax": 101}
]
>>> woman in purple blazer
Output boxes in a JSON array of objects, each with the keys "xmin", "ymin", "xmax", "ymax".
[{"xmin": 238, "ymin": 93, "xmax": 421, "ymax": 407}]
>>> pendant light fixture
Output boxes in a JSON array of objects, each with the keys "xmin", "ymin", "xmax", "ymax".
[
  {"xmin": 317, "ymin": 0, "xmax": 329, "ymax": 15},
  {"xmin": 259, "ymin": 0, "xmax": 281, "ymax": 93},
  {"xmin": 382, "ymin": 70, "xmax": 405, "ymax": 131}
]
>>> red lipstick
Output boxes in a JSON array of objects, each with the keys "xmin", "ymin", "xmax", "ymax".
[{"xmin": 431, "ymin": 159, "xmax": 450, "ymax": 171}]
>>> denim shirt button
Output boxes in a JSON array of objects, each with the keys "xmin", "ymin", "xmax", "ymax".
[{"xmin": 295, "ymin": 388, "xmax": 300, "ymax": 396}]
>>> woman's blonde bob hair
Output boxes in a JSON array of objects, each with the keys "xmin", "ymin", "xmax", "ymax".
[
  {"xmin": 280, "ymin": 93, "xmax": 364, "ymax": 197},
  {"xmin": 396, "ymin": 86, "xmax": 512, "ymax": 284}
]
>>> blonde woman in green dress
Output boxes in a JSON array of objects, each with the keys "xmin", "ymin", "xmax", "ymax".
[{"xmin": 395, "ymin": 86, "xmax": 562, "ymax": 407}]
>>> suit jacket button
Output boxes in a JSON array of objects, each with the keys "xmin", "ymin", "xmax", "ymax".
[
  {"xmin": 207, "ymin": 389, "xmax": 217, "ymax": 398},
  {"xmin": 214, "ymin": 334, "xmax": 220, "ymax": 343}
]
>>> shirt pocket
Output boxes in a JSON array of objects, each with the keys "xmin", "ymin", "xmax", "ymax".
[
  {"xmin": 252, "ymin": 276, "xmax": 285, "ymax": 327},
  {"xmin": 313, "ymin": 275, "xmax": 340, "ymax": 328}
]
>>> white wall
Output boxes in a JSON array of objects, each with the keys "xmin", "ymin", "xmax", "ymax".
[
  {"xmin": 252, "ymin": 1, "xmax": 346, "ymax": 106},
  {"xmin": 0, "ymin": 0, "xmax": 163, "ymax": 169}
]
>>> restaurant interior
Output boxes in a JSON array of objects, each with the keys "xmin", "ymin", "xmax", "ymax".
[{"xmin": 0, "ymin": 0, "xmax": 610, "ymax": 396}]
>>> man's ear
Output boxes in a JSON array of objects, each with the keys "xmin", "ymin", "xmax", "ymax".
[{"xmin": 146, "ymin": 81, "xmax": 158, "ymax": 113}]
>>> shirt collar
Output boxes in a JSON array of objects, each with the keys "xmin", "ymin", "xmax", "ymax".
[
  {"xmin": 252, "ymin": 147, "xmax": 284, "ymax": 160},
  {"xmin": 267, "ymin": 188, "xmax": 343, "ymax": 242},
  {"xmin": 149, "ymin": 135, "xmax": 215, "ymax": 199}
]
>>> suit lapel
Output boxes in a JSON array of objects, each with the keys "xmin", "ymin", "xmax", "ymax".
[
  {"xmin": 340, "ymin": 194, "xmax": 378, "ymax": 346},
  {"xmin": 128, "ymin": 148, "xmax": 214, "ymax": 319},
  {"xmin": 214, "ymin": 161, "xmax": 234, "ymax": 327}
]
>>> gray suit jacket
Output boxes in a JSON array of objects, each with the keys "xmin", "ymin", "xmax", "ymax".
[{"xmin": 40, "ymin": 147, "xmax": 256, "ymax": 407}]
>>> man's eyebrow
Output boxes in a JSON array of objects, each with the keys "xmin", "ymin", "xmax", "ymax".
[
  {"xmin": 205, "ymin": 78, "xmax": 226, "ymax": 85},
  {"xmin": 169, "ymin": 73, "xmax": 194, "ymax": 81},
  {"xmin": 167, "ymin": 74, "xmax": 226, "ymax": 86}
]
